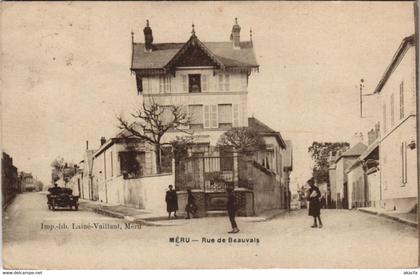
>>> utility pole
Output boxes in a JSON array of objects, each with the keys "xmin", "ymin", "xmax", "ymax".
[{"xmin": 360, "ymin": 78, "xmax": 364, "ymax": 118}]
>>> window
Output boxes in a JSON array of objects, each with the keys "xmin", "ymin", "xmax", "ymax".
[
  {"xmin": 401, "ymin": 142, "xmax": 408, "ymax": 186},
  {"xmin": 390, "ymin": 93, "xmax": 395, "ymax": 127},
  {"xmin": 159, "ymin": 76, "xmax": 171, "ymax": 93},
  {"xmin": 159, "ymin": 106, "xmax": 174, "ymax": 125},
  {"xmin": 189, "ymin": 74, "xmax": 201, "ymax": 93},
  {"xmin": 218, "ymin": 104, "xmax": 232, "ymax": 129},
  {"xmin": 210, "ymin": 105, "xmax": 218, "ymax": 128},
  {"xmin": 218, "ymin": 73, "xmax": 230, "ymax": 92},
  {"xmin": 119, "ymin": 151, "xmax": 145, "ymax": 179},
  {"xmin": 189, "ymin": 105, "xmax": 203, "ymax": 129},
  {"xmin": 204, "ymin": 105, "xmax": 218, "ymax": 128},
  {"xmin": 400, "ymin": 81, "xmax": 404, "ymax": 119},
  {"xmin": 204, "ymin": 105, "xmax": 210, "ymax": 128},
  {"xmin": 382, "ymin": 104, "xmax": 387, "ymax": 134}
]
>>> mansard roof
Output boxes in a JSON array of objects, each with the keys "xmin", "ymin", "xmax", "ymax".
[{"xmin": 131, "ymin": 35, "xmax": 259, "ymax": 72}]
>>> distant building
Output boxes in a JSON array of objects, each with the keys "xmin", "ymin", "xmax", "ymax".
[
  {"xmin": 328, "ymin": 152, "xmax": 338, "ymax": 208},
  {"xmin": 2, "ymin": 152, "xmax": 19, "ymax": 208},
  {"xmin": 333, "ymin": 142, "xmax": 367, "ymax": 209},
  {"xmin": 19, "ymin": 172, "xmax": 36, "ymax": 192},
  {"xmin": 375, "ymin": 34, "xmax": 417, "ymax": 212}
]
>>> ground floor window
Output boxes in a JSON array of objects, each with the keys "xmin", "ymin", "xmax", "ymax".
[{"xmin": 119, "ymin": 151, "xmax": 145, "ymax": 179}]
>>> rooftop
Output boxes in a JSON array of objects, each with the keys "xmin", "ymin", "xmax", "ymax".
[
  {"xmin": 336, "ymin": 142, "xmax": 367, "ymax": 162},
  {"xmin": 131, "ymin": 36, "xmax": 258, "ymax": 71},
  {"xmin": 248, "ymin": 117, "xmax": 286, "ymax": 149}
]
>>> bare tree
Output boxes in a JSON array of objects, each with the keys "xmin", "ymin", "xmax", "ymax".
[
  {"xmin": 218, "ymin": 127, "xmax": 266, "ymax": 154},
  {"xmin": 50, "ymin": 157, "xmax": 76, "ymax": 186},
  {"xmin": 117, "ymin": 100, "xmax": 191, "ymax": 174}
]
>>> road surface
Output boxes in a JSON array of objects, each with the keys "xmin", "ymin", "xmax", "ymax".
[{"xmin": 3, "ymin": 192, "xmax": 417, "ymax": 269}]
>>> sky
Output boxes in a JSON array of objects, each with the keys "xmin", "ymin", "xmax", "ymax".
[{"xmin": 1, "ymin": 2, "xmax": 415, "ymax": 187}]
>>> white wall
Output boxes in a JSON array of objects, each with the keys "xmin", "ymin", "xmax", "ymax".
[{"xmin": 378, "ymin": 45, "xmax": 417, "ymax": 212}]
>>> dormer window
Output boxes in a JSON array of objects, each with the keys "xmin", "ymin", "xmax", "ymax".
[{"xmin": 189, "ymin": 74, "xmax": 201, "ymax": 93}]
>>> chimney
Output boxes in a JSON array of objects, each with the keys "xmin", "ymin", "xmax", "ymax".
[
  {"xmin": 100, "ymin": 137, "xmax": 106, "ymax": 146},
  {"xmin": 86, "ymin": 140, "xmax": 89, "ymax": 150},
  {"xmin": 231, "ymin": 18, "xmax": 241, "ymax": 49},
  {"xmin": 143, "ymin": 19, "xmax": 153, "ymax": 52}
]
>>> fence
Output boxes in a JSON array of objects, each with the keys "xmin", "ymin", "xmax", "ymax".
[{"xmin": 176, "ymin": 155, "xmax": 236, "ymax": 192}]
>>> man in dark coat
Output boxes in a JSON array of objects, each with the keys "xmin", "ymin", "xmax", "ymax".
[
  {"xmin": 307, "ymin": 178, "xmax": 323, "ymax": 228},
  {"xmin": 165, "ymin": 185, "xmax": 178, "ymax": 219},
  {"xmin": 226, "ymin": 186, "xmax": 239, "ymax": 233},
  {"xmin": 185, "ymin": 189, "xmax": 198, "ymax": 219}
]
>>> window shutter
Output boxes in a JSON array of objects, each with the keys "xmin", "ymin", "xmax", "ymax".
[
  {"xmin": 143, "ymin": 78, "xmax": 149, "ymax": 94},
  {"xmin": 218, "ymin": 74, "xmax": 223, "ymax": 91},
  {"xmin": 400, "ymin": 81, "xmax": 404, "ymax": 119},
  {"xmin": 204, "ymin": 105, "xmax": 210, "ymax": 128},
  {"xmin": 241, "ymin": 73, "xmax": 247, "ymax": 90},
  {"xmin": 224, "ymin": 74, "xmax": 230, "ymax": 91},
  {"xmin": 159, "ymin": 76, "xmax": 164, "ymax": 93},
  {"xmin": 390, "ymin": 94, "xmax": 394, "ymax": 127},
  {"xmin": 382, "ymin": 104, "xmax": 387, "ymax": 134},
  {"xmin": 210, "ymin": 105, "xmax": 218, "ymax": 128},
  {"xmin": 165, "ymin": 76, "xmax": 171, "ymax": 93},
  {"xmin": 182, "ymin": 75, "xmax": 188, "ymax": 92},
  {"xmin": 202, "ymin": 75, "xmax": 208, "ymax": 92},
  {"xmin": 233, "ymin": 104, "xmax": 239, "ymax": 127}
]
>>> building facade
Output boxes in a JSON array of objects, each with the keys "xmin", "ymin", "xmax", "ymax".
[
  {"xmin": 2, "ymin": 152, "xmax": 19, "ymax": 208},
  {"xmin": 333, "ymin": 142, "xmax": 367, "ymax": 209},
  {"xmin": 127, "ymin": 19, "xmax": 290, "ymax": 215},
  {"xmin": 131, "ymin": 19, "xmax": 258, "ymax": 147},
  {"xmin": 375, "ymin": 34, "xmax": 417, "ymax": 212}
]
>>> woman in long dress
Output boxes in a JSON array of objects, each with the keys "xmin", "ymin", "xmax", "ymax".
[{"xmin": 307, "ymin": 178, "xmax": 323, "ymax": 228}]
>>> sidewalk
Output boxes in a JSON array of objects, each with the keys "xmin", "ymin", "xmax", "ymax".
[
  {"xmin": 358, "ymin": 207, "xmax": 417, "ymax": 228},
  {"xmin": 80, "ymin": 199, "xmax": 289, "ymax": 226}
]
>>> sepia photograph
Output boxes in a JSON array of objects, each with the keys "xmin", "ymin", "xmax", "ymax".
[{"xmin": 1, "ymin": 1, "xmax": 419, "ymax": 271}]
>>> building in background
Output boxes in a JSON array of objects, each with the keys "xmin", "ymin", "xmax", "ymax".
[
  {"xmin": 2, "ymin": 152, "xmax": 19, "ymax": 208},
  {"xmin": 375, "ymin": 34, "xmax": 417, "ymax": 213},
  {"xmin": 333, "ymin": 142, "xmax": 367, "ymax": 209}
]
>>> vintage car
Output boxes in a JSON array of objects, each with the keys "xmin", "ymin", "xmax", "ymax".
[{"xmin": 47, "ymin": 187, "xmax": 79, "ymax": 211}]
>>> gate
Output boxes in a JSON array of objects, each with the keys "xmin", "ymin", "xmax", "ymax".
[{"xmin": 176, "ymin": 154, "xmax": 236, "ymax": 211}]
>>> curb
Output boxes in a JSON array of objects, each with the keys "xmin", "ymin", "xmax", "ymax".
[
  {"xmin": 85, "ymin": 204, "xmax": 183, "ymax": 227},
  {"xmin": 358, "ymin": 209, "xmax": 417, "ymax": 228},
  {"xmin": 242, "ymin": 210, "xmax": 289, "ymax": 223}
]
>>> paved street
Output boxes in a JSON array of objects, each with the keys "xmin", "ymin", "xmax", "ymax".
[{"xmin": 3, "ymin": 192, "xmax": 418, "ymax": 269}]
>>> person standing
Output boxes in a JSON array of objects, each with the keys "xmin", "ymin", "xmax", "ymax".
[
  {"xmin": 185, "ymin": 189, "xmax": 198, "ymax": 219},
  {"xmin": 307, "ymin": 178, "xmax": 323, "ymax": 228},
  {"xmin": 226, "ymin": 186, "xmax": 239, "ymax": 233},
  {"xmin": 165, "ymin": 185, "xmax": 178, "ymax": 219}
]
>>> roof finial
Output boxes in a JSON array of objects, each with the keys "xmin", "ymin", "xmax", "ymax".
[
  {"xmin": 192, "ymin": 23, "xmax": 195, "ymax": 35},
  {"xmin": 146, "ymin": 19, "xmax": 149, "ymax": 27},
  {"xmin": 131, "ymin": 31, "xmax": 134, "ymax": 43},
  {"xmin": 250, "ymin": 28, "xmax": 252, "ymax": 41},
  {"xmin": 235, "ymin": 17, "xmax": 238, "ymax": 24}
]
